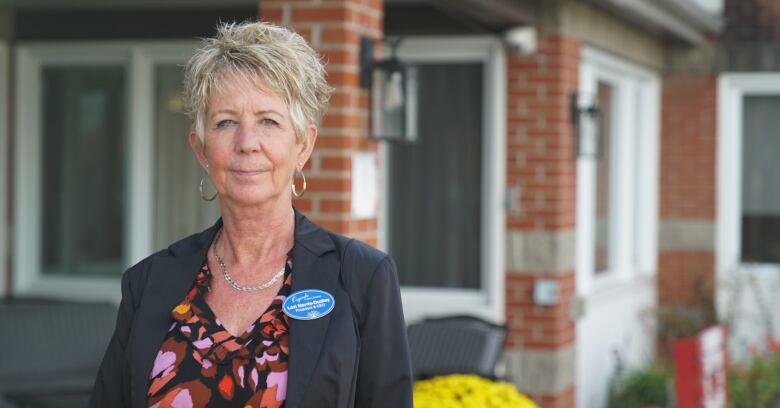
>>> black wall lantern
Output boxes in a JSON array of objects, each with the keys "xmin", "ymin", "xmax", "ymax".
[
  {"xmin": 360, "ymin": 37, "xmax": 418, "ymax": 142},
  {"xmin": 569, "ymin": 91, "xmax": 600, "ymax": 158}
]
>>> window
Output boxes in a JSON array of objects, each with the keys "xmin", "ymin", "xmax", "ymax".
[
  {"xmin": 40, "ymin": 66, "xmax": 127, "ymax": 277},
  {"xmin": 740, "ymin": 96, "xmax": 780, "ymax": 263},
  {"xmin": 594, "ymin": 81, "xmax": 614, "ymax": 274},
  {"xmin": 14, "ymin": 42, "xmax": 217, "ymax": 302},
  {"xmin": 718, "ymin": 74, "xmax": 780, "ymax": 273},
  {"xmin": 380, "ymin": 37, "xmax": 505, "ymax": 323},
  {"xmin": 576, "ymin": 47, "xmax": 660, "ymax": 295},
  {"xmin": 153, "ymin": 64, "xmax": 220, "ymax": 247},
  {"xmin": 388, "ymin": 62, "xmax": 483, "ymax": 289}
]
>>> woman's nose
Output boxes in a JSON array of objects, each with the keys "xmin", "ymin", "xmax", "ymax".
[{"xmin": 236, "ymin": 122, "xmax": 261, "ymax": 153}]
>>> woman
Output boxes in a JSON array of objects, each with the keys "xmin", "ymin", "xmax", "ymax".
[{"xmin": 90, "ymin": 21, "xmax": 412, "ymax": 408}]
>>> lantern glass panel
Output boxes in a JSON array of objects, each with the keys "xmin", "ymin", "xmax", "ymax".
[{"xmin": 371, "ymin": 62, "xmax": 417, "ymax": 141}]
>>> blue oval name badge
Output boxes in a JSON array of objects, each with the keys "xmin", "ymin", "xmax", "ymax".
[{"xmin": 283, "ymin": 289, "xmax": 335, "ymax": 320}]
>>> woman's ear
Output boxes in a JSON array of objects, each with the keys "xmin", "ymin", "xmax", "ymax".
[
  {"xmin": 188, "ymin": 131, "xmax": 209, "ymax": 171},
  {"xmin": 296, "ymin": 125, "xmax": 318, "ymax": 171}
]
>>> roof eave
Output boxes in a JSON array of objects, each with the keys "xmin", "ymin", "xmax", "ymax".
[{"xmin": 588, "ymin": 0, "xmax": 722, "ymax": 45}]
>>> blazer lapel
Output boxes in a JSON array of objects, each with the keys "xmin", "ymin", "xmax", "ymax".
[
  {"xmin": 128, "ymin": 221, "xmax": 220, "ymax": 408},
  {"xmin": 285, "ymin": 211, "xmax": 338, "ymax": 408}
]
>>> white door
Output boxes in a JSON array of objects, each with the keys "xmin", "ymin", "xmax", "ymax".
[
  {"xmin": 380, "ymin": 37, "xmax": 506, "ymax": 324},
  {"xmin": 717, "ymin": 74, "xmax": 780, "ymax": 361},
  {"xmin": 575, "ymin": 47, "xmax": 660, "ymax": 408}
]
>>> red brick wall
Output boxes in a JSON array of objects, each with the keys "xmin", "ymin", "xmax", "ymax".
[
  {"xmin": 537, "ymin": 385, "xmax": 576, "ymax": 408},
  {"xmin": 658, "ymin": 74, "xmax": 717, "ymax": 311},
  {"xmin": 660, "ymin": 75, "xmax": 717, "ymax": 220},
  {"xmin": 506, "ymin": 273, "xmax": 576, "ymax": 349},
  {"xmin": 507, "ymin": 34, "xmax": 579, "ymax": 231},
  {"xmin": 505, "ymin": 33, "xmax": 580, "ymax": 407},
  {"xmin": 260, "ymin": 0, "xmax": 382, "ymax": 244},
  {"xmin": 658, "ymin": 252, "xmax": 715, "ymax": 307}
]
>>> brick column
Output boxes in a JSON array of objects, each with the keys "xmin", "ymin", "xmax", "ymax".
[
  {"xmin": 657, "ymin": 74, "xmax": 717, "ymax": 350},
  {"xmin": 504, "ymin": 34, "xmax": 580, "ymax": 408},
  {"xmin": 260, "ymin": 0, "xmax": 383, "ymax": 244}
]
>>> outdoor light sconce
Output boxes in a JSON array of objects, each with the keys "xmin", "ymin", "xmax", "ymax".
[
  {"xmin": 569, "ymin": 92, "xmax": 600, "ymax": 158},
  {"xmin": 360, "ymin": 37, "xmax": 418, "ymax": 142}
]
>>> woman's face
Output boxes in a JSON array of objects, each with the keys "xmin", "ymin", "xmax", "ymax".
[{"xmin": 189, "ymin": 81, "xmax": 316, "ymax": 208}]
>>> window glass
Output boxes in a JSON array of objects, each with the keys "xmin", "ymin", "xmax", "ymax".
[
  {"xmin": 388, "ymin": 62, "xmax": 483, "ymax": 289},
  {"xmin": 594, "ymin": 81, "xmax": 613, "ymax": 274},
  {"xmin": 153, "ymin": 64, "xmax": 220, "ymax": 248},
  {"xmin": 741, "ymin": 95, "xmax": 780, "ymax": 263},
  {"xmin": 41, "ymin": 66, "xmax": 126, "ymax": 276}
]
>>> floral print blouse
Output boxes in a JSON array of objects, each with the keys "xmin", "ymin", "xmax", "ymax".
[{"xmin": 147, "ymin": 257, "xmax": 292, "ymax": 408}]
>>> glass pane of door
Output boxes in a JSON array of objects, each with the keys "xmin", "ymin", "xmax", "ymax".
[
  {"xmin": 388, "ymin": 62, "xmax": 482, "ymax": 289},
  {"xmin": 41, "ymin": 66, "xmax": 126, "ymax": 276},
  {"xmin": 153, "ymin": 64, "xmax": 220, "ymax": 248},
  {"xmin": 594, "ymin": 81, "xmax": 613, "ymax": 274},
  {"xmin": 741, "ymin": 95, "xmax": 780, "ymax": 263}
]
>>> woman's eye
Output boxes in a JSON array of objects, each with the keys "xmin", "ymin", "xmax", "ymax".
[
  {"xmin": 261, "ymin": 118, "xmax": 279, "ymax": 127},
  {"xmin": 215, "ymin": 119, "xmax": 237, "ymax": 129}
]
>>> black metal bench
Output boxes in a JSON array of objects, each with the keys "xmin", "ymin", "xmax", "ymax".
[
  {"xmin": 0, "ymin": 298, "xmax": 117, "ymax": 408},
  {"xmin": 407, "ymin": 315, "xmax": 508, "ymax": 380}
]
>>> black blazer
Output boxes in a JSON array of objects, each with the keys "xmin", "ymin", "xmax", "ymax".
[{"xmin": 90, "ymin": 210, "xmax": 413, "ymax": 408}]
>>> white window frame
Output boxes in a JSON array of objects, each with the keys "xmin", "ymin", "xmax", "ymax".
[
  {"xmin": 13, "ymin": 41, "xmax": 196, "ymax": 302},
  {"xmin": 378, "ymin": 37, "xmax": 506, "ymax": 324},
  {"xmin": 576, "ymin": 47, "xmax": 660, "ymax": 297},
  {"xmin": 0, "ymin": 40, "xmax": 8, "ymax": 297},
  {"xmin": 717, "ymin": 74, "xmax": 780, "ymax": 298}
]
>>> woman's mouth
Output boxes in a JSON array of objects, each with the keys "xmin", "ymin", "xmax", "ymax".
[{"xmin": 232, "ymin": 170, "xmax": 264, "ymax": 176}]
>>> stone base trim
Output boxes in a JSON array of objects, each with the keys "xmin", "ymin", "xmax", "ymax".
[
  {"xmin": 503, "ymin": 345, "xmax": 575, "ymax": 396},
  {"xmin": 658, "ymin": 220, "xmax": 715, "ymax": 251},
  {"xmin": 506, "ymin": 230, "xmax": 575, "ymax": 274}
]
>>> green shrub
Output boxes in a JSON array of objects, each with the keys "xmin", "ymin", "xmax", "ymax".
[
  {"xmin": 607, "ymin": 365, "xmax": 671, "ymax": 408},
  {"xmin": 729, "ymin": 347, "xmax": 780, "ymax": 408}
]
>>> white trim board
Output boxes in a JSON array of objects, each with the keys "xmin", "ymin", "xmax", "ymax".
[
  {"xmin": 379, "ymin": 36, "xmax": 506, "ymax": 324},
  {"xmin": 0, "ymin": 41, "xmax": 8, "ymax": 297}
]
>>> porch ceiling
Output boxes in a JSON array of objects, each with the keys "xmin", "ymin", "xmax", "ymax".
[
  {"xmin": 0, "ymin": 0, "xmax": 257, "ymax": 10},
  {"xmin": 1, "ymin": 0, "xmax": 720, "ymax": 45},
  {"xmin": 3, "ymin": 0, "xmax": 534, "ymax": 22}
]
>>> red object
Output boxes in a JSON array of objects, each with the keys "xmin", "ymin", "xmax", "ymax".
[
  {"xmin": 674, "ymin": 326, "xmax": 727, "ymax": 408},
  {"xmin": 218, "ymin": 374, "xmax": 234, "ymax": 400}
]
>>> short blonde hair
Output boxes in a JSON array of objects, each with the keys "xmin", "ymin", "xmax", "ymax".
[{"xmin": 183, "ymin": 21, "xmax": 333, "ymax": 143}]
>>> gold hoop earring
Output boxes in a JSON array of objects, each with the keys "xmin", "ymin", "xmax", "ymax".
[
  {"xmin": 292, "ymin": 169, "xmax": 307, "ymax": 198},
  {"xmin": 199, "ymin": 177, "xmax": 218, "ymax": 201}
]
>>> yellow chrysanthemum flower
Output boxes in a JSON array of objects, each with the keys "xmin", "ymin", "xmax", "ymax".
[{"xmin": 413, "ymin": 374, "xmax": 539, "ymax": 408}]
